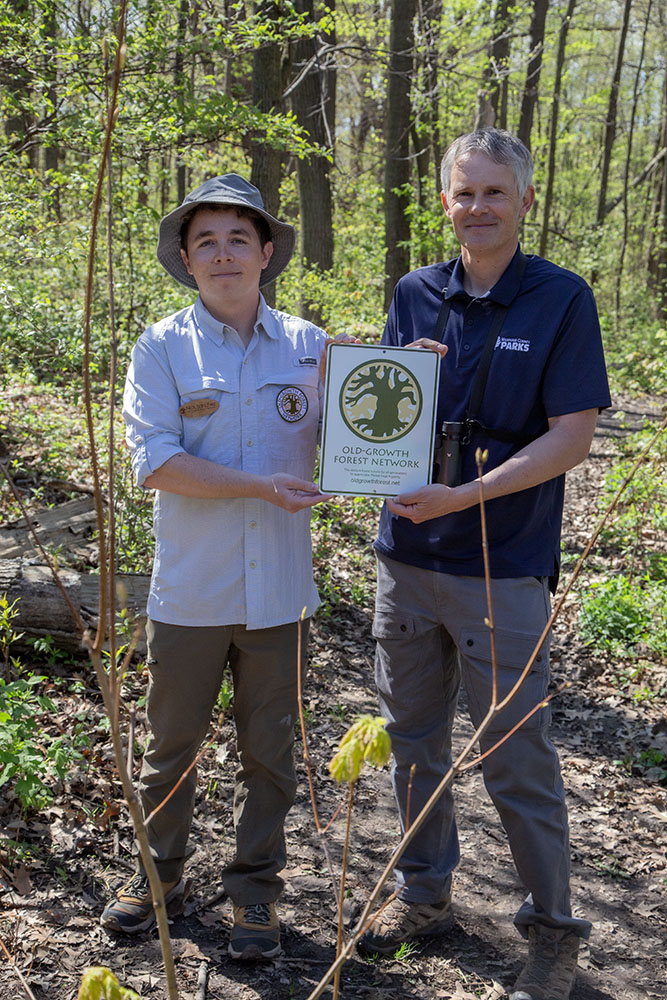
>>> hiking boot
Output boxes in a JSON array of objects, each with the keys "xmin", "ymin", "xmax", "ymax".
[
  {"xmin": 100, "ymin": 873, "xmax": 186, "ymax": 934},
  {"xmin": 510, "ymin": 925, "xmax": 580, "ymax": 1000},
  {"xmin": 357, "ymin": 896, "xmax": 453, "ymax": 956},
  {"xmin": 228, "ymin": 902, "xmax": 282, "ymax": 960}
]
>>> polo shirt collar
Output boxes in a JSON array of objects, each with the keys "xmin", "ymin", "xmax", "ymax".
[{"xmin": 445, "ymin": 245, "xmax": 525, "ymax": 306}]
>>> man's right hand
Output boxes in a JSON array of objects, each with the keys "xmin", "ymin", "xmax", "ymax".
[
  {"xmin": 386, "ymin": 483, "xmax": 464, "ymax": 523},
  {"xmin": 404, "ymin": 338, "xmax": 448, "ymax": 358},
  {"xmin": 265, "ymin": 472, "xmax": 334, "ymax": 512}
]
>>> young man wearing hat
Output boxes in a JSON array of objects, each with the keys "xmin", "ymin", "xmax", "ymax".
[{"xmin": 101, "ymin": 175, "xmax": 344, "ymax": 959}]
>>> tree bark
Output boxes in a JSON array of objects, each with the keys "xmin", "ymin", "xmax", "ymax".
[
  {"xmin": 250, "ymin": 1, "xmax": 287, "ymax": 308},
  {"xmin": 648, "ymin": 65, "xmax": 667, "ymax": 316},
  {"xmin": 539, "ymin": 0, "xmax": 576, "ymax": 258},
  {"xmin": 478, "ymin": 0, "xmax": 513, "ymax": 131},
  {"xmin": 414, "ymin": 0, "xmax": 442, "ymax": 203},
  {"xmin": 384, "ymin": 0, "xmax": 416, "ymax": 310},
  {"xmin": 615, "ymin": 0, "xmax": 652, "ymax": 318},
  {"xmin": 175, "ymin": 0, "xmax": 189, "ymax": 205},
  {"xmin": 0, "ymin": 559, "xmax": 149, "ymax": 656},
  {"xmin": 3, "ymin": 0, "xmax": 37, "ymax": 168},
  {"xmin": 40, "ymin": 1, "xmax": 61, "ymax": 218},
  {"xmin": 290, "ymin": 0, "xmax": 336, "ymax": 324},
  {"xmin": 517, "ymin": 0, "xmax": 549, "ymax": 151},
  {"xmin": 596, "ymin": 0, "xmax": 633, "ymax": 226}
]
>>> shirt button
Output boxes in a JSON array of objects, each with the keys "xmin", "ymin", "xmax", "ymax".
[
  {"xmin": 245, "ymin": 398, "xmax": 252, "ymax": 405},
  {"xmin": 249, "ymin": 560, "xmax": 257, "ymax": 568},
  {"xmin": 247, "ymin": 439, "xmax": 253, "ymax": 446},
  {"xmin": 249, "ymin": 521, "xmax": 257, "ymax": 529},
  {"xmin": 463, "ymin": 343, "xmax": 471, "ymax": 351}
]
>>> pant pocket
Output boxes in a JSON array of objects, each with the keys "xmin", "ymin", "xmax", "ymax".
[{"xmin": 459, "ymin": 626, "xmax": 550, "ymax": 734}]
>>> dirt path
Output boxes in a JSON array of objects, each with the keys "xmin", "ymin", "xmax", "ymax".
[{"xmin": 1, "ymin": 395, "xmax": 666, "ymax": 1000}]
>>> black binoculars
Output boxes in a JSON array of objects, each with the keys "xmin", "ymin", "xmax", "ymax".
[{"xmin": 433, "ymin": 420, "xmax": 466, "ymax": 488}]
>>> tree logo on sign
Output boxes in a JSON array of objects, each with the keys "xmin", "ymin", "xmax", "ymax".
[{"xmin": 339, "ymin": 360, "xmax": 422, "ymax": 442}]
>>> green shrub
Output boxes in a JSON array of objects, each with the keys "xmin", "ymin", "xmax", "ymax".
[
  {"xmin": 0, "ymin": 674, "xmax": 90, "ymax": 810},
  {"xmin": 579, "ymin": 574, "xmax": 667, "ymax": 659}
]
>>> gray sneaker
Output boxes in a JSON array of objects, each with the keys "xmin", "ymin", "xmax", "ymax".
[
  {"xmin": 357, "ymin": 896, "xmax": 453, "ymax": 956},
  {"xmin": 228, "ymin": 902, "xmax": 281, "ymax": 960},
  {"xmin": 100, "ymin": 873, "xmax": 186, "ymax": 934},
  {"xmin": 510, "ymin": 925, "xmax": 580, "ymax": 1000}
]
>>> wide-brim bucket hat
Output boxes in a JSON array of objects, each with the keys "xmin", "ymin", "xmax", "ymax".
[{"xmin": 157, "ymin": 174, "xmax": 296, "ymax": 289}]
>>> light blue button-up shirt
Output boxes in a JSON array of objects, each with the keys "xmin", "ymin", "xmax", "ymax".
[{"xmin": 122, "ymin": 295, "xmax": 327, "ymax": 629}]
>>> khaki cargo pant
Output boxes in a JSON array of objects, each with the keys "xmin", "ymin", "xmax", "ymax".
[
  {"xmin": 373, "ymin": 552, "xmax": 591, "ymax": 939},
  {"xmin": 137, "ymin": 617, "xmax": 308, "ymax": 905}
]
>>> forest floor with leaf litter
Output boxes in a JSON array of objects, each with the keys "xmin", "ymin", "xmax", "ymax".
[{"xmin": 1, "ymin": 392, "xmax": 666, "ymax": 1000}]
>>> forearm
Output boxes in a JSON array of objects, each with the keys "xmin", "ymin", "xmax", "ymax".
[
  {"xmin": 143, "ymin": 452, "xmax": 272, "ymax": 500},
  {"xmin": 143, "ymin": 451, "xmax": 332, "ymax": 513},
  {"xmin": 454, "ymin": 410, "xmax": 598, "ymax": 510},
  {"xmin": 387, "ymin": 409, "xmax": 599, "ymax": 523}
]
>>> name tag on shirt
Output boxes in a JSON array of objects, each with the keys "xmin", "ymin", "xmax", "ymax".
[{"xmin": 179, "ymin": 399, "xmax": 220, "ymax": 418}]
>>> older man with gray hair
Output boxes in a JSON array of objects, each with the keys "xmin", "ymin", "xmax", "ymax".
[{"xmin": 359, "ymin": 129, "xmax": 611, "ymax": 1000}]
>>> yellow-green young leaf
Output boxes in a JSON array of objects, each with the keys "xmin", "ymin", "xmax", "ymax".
[
  {"xmin": 78, "ymin": 967, "xmax": 141, "ymax": 1000},
  {"xmin": 329, "ymin": 715, "xmax": 391, "ymax": 783},
  {"xmin": 329, "ymin": 739, "xmax": 363, "ymax": 783},
  {"xmin": 363, "ymin": 724, "xmax": 391, "ymax": 767}
]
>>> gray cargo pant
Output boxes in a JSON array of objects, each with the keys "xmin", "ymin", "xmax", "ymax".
[
  {"xmin": 374, "ymin": 552, "xmax": 590, "ymax": 938},
  {"xmin": 137, "ymin": 617, "xmax": 308, "ymax": 905}
]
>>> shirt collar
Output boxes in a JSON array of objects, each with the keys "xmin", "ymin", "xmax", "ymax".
[
  {"xmin": 255, "ymin": 294, "xmax": 280, "ymax": 340},
  {"xmin": 445, "ymin": 245, "xmax": 525, "ymax": 306},
  {"xmin": 193, "ymin": 293, "xmax": 279, "ymax": 343}
]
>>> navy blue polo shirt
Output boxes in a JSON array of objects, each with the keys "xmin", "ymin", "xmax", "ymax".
[{"xmin": 374, "ymin": 247, "xmax": 611, "ymax": 581}]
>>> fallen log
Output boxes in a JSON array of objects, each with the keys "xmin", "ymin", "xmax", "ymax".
[
  {"xmin": 0, "ymin": 557, "xmax": 150, "ymax": 655},
  {"xmin": 0, "ymin": 496, "xmax": 99, "ymax": 564},
  {"xmin": 0, "ymin": 497, "xmax": 150, "ymax": 656}
]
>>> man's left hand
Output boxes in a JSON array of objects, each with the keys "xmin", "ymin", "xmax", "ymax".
[
  {"xmin": 319, "ymin": 332, "xmax": 362, "ymax": 382},
  {"xmin": 386, "ymin": 484, "xmax": 461, "ymax": 523}
]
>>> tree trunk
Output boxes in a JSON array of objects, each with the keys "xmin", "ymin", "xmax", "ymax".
[
  {"xmin": 415, "ymin": 0, "xmax": 442, "ymax": 200},
  {"xmin": 3, "ymin": 0, "xmax": 37, "ymax": 168},
  {"xmin": 648, "ymin": 65, "xmax": 667, "ymax": 316},
  {"xmin": 517, "ymin": 0, "xmax": 549, "ymax": 151},
  {"xmin": 478, "ymin": 0, "xmax": 513, "ymax": 131},
  {"xmin": 250, "ymin": 1, "xmax": 286, "ymax": 307},
  {"xmin": 614, "ymin": 0, "xmax": 652, "ymax": 319},
  {"xmin": 384, "ymin": 0, "xmax": 416, "ymax": 310},
  {"xmin": 595, "ymin": 0, "xmax": 633, "ymax": 226},
  {"xmin": 42, "ymin": 1, "xmax": 60, "ymax": 217},
  {"xmin": 290, "ymin": 0, "xmax": 336, "ymax": 324},
  {"xmin": 175, "ymin": 0, "xmax": 189, "ymax": 205},
  {"xmin": 539, "ymin": 0, "xmax": 576, "ymax": 258}
]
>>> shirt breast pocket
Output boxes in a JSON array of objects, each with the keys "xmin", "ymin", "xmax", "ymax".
[
  {"xmin": 177, "ymin": 374, "xmax": 240, "ymax": 465},
  {"xmin": 257, "ymin": 366, "xmax": 321, "ymax": 469}
]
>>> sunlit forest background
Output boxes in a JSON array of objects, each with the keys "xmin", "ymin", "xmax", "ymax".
[{"xmin": 1, "ymin": 0, "xmax": 666, "ymax": 394}]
